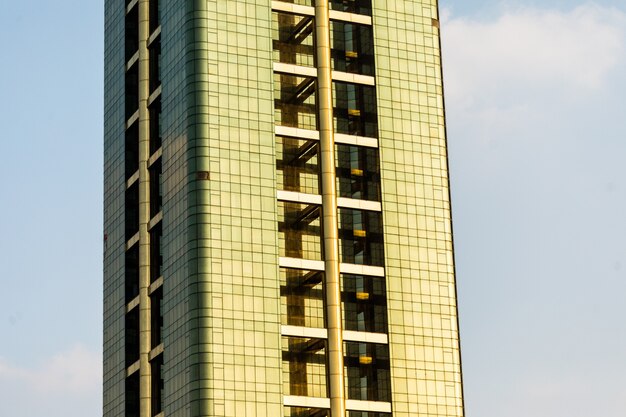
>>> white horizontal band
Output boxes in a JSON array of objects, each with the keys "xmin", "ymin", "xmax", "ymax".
[
  {"xmin": 337, "ymin": 197, "xmax": 381, "ymax": 212},
  {"xmin": 345, "ymin": 399, "xmax": 392, "ymax": 413},
  {"xmin": 275, "ymin": 125, "xmax": 320, "ymax": 140},
  {"xmin": 272, "ymin": 1, "xmax": 314, "ymax": 16},
  {"xmin": 284, "ymin": 395, "xmax": 330, "ymax": 409},
  {"xmin": 340, "ymin": 263, "xmax": 385, "ymax": 277},
  {"xmin": 343, "ymin": 330, "xmax": 388, "ymax": 344},
  {"xmin": 329, "ymin": 10, "xmax": 373, "ymax": 26},
  {"xmin": 279, "ymin": 257, "xmax": 325, "ymax": 271},
  {"xmin": 281, "ymin": 325, "xmax": 328, "ymax": 339},
  {"xmin": 274, "ymin": 62, "xmax": 318, "ymax": 78},
  {"xmin": 277, "ymin": 190, "xmax": 322, "ymax": 205},
  {"xmin": 332, "ymin": 70, "xmax": 375, "ymax": 86},
  {"xmin": 335, "ymin": 133, "xmax": 378, "ymax": 148}
]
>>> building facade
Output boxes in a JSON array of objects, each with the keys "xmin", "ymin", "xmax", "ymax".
[{"xmin": 103, "ymin": 1, "xmax": 463, "ymax": 417}]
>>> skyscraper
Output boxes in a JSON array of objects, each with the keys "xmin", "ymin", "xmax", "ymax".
[{"xmin": 103, "ymin": 1, "xmax": 464, "ymax": 416}]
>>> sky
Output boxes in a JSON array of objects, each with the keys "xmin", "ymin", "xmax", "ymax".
[{"xmin": 0, "ymin": 1, "xmax": 625, "ymax": 416}]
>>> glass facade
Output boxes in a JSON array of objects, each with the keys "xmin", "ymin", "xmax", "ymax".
[{"xmin": 104, "ymin": 1, "xmax": 463, "ymax": 417}]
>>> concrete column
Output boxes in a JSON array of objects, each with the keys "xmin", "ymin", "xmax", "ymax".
[
  {"xmin": 314, "ymin": 2, "xmax": 346, "ymax": 416},
  {"xmin": 138, "ymin": 1, "xmax": 152, "ymax": 417}
]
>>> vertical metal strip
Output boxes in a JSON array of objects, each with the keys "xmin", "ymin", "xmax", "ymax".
[
  {"xmin": 138, "ymin": 1, "xmax": 152, "ymax": 416},
  {"xmin": 314, "ymin": 2, "xmax": 345, "ymax": 416}
]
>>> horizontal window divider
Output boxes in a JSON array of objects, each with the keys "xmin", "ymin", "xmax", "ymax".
[
  {"xmin": 149, "ymin": 343, "xmax": 164, "ymax": 361},
  {"xmin": 126, "ymin": 232, "xmax": 140, "ymax": 251},
  {"xmin": 126, "ymin": 360, "xmax": 140, "ymax": 377},
  {"xmin": 125, "ymin": 52, "xmax": 139, "ymax": 71},
  {"xmin": 343, "ymin": 330, "xmax": 388, "ymax": 344},
  {"xmin": 149, "ymin": 276, "xmax": 164, "ymax": 295},
  {"xmin": 148, "ymin": 147, "xmax": 162, "ymax": 167},
  {"xmin": 271, "ymin": 1, "xmax": 315, "ymax": 17},
  {"xmin": 126, "ymin": 296, "xmax": 140, "ymax": 313},
  {"xmin": 126, "ymin": 110, "xmax": 139, "ymax": 130},
  {"xmin": 126, "ymin": 170, "xmax": 139, "ymax": 189},
  {"xmin": 337, "ymin": 197, "xmax": 381, "ymax": 212},
  {"xmin": 273, "ymin": 62, "xmax": 318, "ymax": 78},
  {"xmin": 125, "ymin": 0, "xmax": 138, "ymax": 15},
  {"xmin": 332, "ymin": 70, "xmax": 375, "ymax": 86},
  {"xmin": 148, "ymin": 85, "xmax": 162, "ymax": 106},
  {"xmin": 340, "ymin": 263, "xmax": 385, "ymax": 277},
  {"xmin": 335, "ymin": 133, "xmax": 378, "ymax": 148},
  {"xmin": 329, "ymin": 10, "xmax": 373, "ymax": 26},
  {"xmin": 275, "ymin": 125, "xmax": 320, "ymax": 141},
  {"xmin": 148, "ymin": 26, "xmax": 161, "ymax": 46},
  {"xmin": 279, "ymin": 257, "xmax": 325, "ymax": 271},
  {"xmin": 283, "ymin": 395, "xmax": 330, "ymax": 409},
  {"xmin": 345, "ymin": 400, "xmax": 392, "ymax": 413},
  {"xmin": 277, "ymin": 190, "xmax": 322, "ymax": 205},
  {"xmin": 281, "ymin": 325, "xmax": 328, "ymax": 339},
  {"xmin": 148, "ymin": 211, "xmax": 163, "ymax": 231}
]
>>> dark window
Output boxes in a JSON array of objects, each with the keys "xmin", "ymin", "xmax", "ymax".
[
  {"xmin": 149, "ymin": 35, "xmax": 161, "ymax": 94},
  {"xmin": 329, "ymin": 0, "xmax": 372, "ymax": 15},
  {"xmin": 284, "ymin": 407, "xmax": 329, "ymax": 417},
  {"xmin": 150, "ymin": 355, "xmax": 164, "ymax": 416},
  {"xmin": 150, "ymin": 222, "xmax": 162, "ymax": 283},
  {"xmin": 125, "ymin": 372, "xmax": 140, "ymax": 417},
  {"xmin": 334, "ymin": 82, "xmax": 378, "ymax": 138},
  {"xmin": 125, "ymin": 308, "xmax": 140, "ymax": 367},
  {"xmin": 125, "ymin": 61, "xmax": 139, "ymax": 119},
  {"xmin": 342, "ymin": 274, "xmax": 387, "ymax": 333},
  {"xmin": 125, "ymin": 182, "xmax": 139, "ymax": 240},
  {"xmin": 345, "ymin": 342, "xmax": 391, "ymax": 402},
  {"xmin": 338, "ymin": 208, "xmax": 384, "ymax": 266},
  {"xmin": 125, "ymin": 6, "xmax": 139, "ymax": 62},
  {"xmin": 125, "ymin": 245, "xmax": 140, "ymax": 303},
  {"xmin": 150, "ymin": 286, "xmax": 163, "ymax": 349},
  {"xmin": 336, "ymin": 144, "xmax": 380, "ymax": 201},
  {"xmin": 331, "ymin": 21, "xmax": 375, "ymax": 76},
  {"xmin": 149, "ymin": 158, "xmax": 162, "ymax": 218},
  {"xmin": 149, "ymin": 97, "xmax": 162, "ymax": 155},
  {"xmin": 149, "ymin": 0, "xmax": 159, "ymax": 33},
  {"xmin": 125, "ymin": 123, "xmax": 139, "ymax": 179}
]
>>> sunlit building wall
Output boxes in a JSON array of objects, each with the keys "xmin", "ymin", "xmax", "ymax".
[{"xmin": 103, "ymin": 1, "xmax": 463, "ymax": 416}]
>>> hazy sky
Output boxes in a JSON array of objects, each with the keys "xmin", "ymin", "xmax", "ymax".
[{"xmin": 0, "ymin": 1, "xmax": 625, "ymax": 416}]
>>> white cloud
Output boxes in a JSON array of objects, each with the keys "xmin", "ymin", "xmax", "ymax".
[
  {"xmin": 441, "ymin": 4, "xmax": 626, "ymax": 104},
  {"xmin": 0, "ymin": 345, "xmax": 101, "ymax": 417}
]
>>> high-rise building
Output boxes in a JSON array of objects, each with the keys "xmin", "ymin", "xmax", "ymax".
[{"xmin": 104, "ymin": 1, "xmax": 464, "ymax": 416}]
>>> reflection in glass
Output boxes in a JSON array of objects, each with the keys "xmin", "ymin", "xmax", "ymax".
[
  {"xmin": 272, "ymin": 11, "xmax": 315, "ymax": 67},
  {"xmin": 334, "ymin": 82, "xmax": 378, "ymax": 138},
  {"xmin": 336, "ymin": 144, "xmax": 380, "ymax": 201},
  {"xmin": 342, "ymin": 274, "xmax": 387, "ymax": 333},
  {"xmin": 282, "ymin": 337, "xmax": 328, "ymax": 398},
  {"xmin": 338, "ymin": 208, "xmax": 384, "ymax": 266},
  {"xmin": 329, "ymin": 0, "xmax": 372, "ymax": 15},
  {"xmin": 275, "ymin": 73, "xmax": 317, "ymax": 130},
  {"xmin": 278, "ymin": 201, "xmax": 322, "ymax": 260},
  {"xmin": 285, "ymin": 407, "xmax": 329, "ymax": 417},
  {"xmin": 281, "ymin": 268, "xmax": 325, "ymax": 328},
  {"xmin": 345, "ymin": 342, "xmax": 391, "ymax": 402},
  {"xmin": 331, "ymin": 21, "xmax": 375, "ymax": 76},
  {"xmin": 277, "ymin": 136, "xmax": 320, "ymax": 195}
]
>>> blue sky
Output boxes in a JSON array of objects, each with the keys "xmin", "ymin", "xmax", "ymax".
[{"xmin": 0, "ymin": 1, "xmax": 625, "ymax": 416}]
